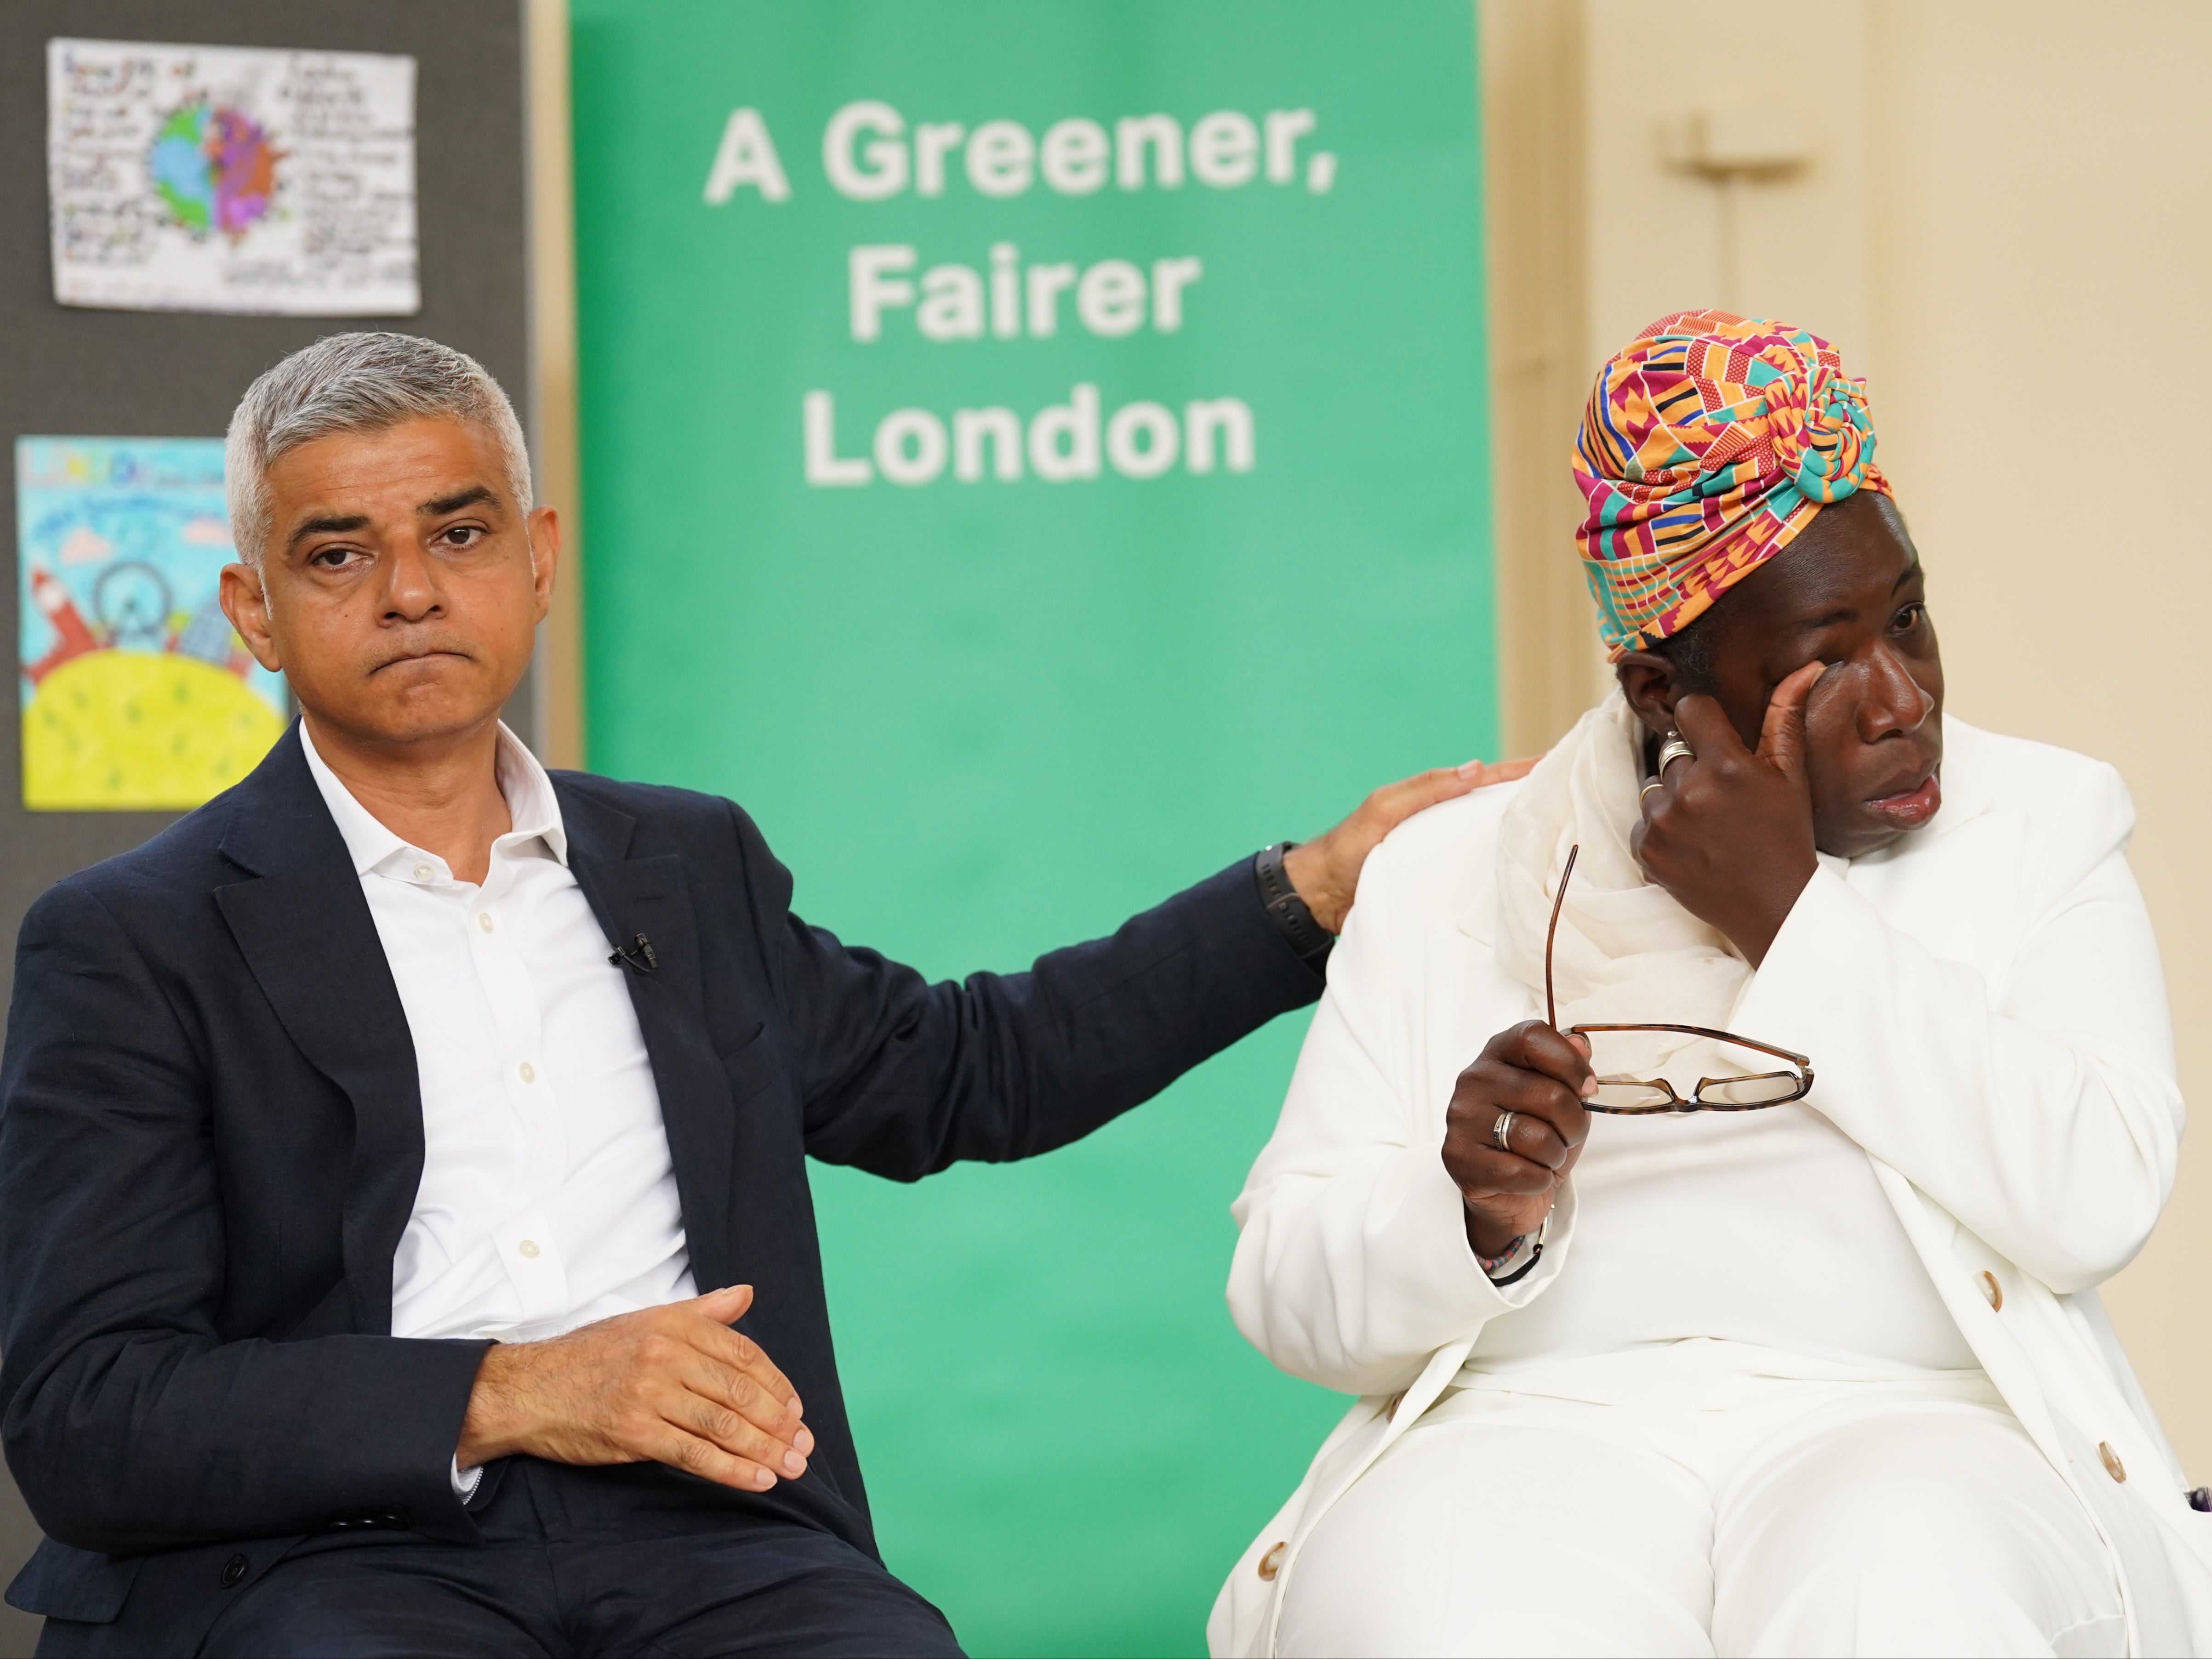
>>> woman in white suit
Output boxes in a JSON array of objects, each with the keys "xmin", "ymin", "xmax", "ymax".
[{"xmin": 1212, "ymin": 312, "xmax": 2212, "ymax": 1658}]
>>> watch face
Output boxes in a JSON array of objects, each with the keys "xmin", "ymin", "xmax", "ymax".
[{"xmin": 93, "ymin": 560, "xmax": 174, "ymax": 646}]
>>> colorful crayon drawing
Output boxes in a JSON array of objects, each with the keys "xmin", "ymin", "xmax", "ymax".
[
  {"xmin": 46, "ymin": 39, "xmax": 418, "ymax": 317},
  {"xmin": 17, "ymin": 437, "xmax": 288, "ymax": 810},
  {"xmin": 149, "ymin": 99, "xmax": 280, "ymax": 242}
]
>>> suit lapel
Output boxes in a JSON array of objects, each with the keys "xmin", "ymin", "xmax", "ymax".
[
  {"xmin": 559, "ymin": 784, "xmax": 739, "ymax": 1290},
  {"xmin": 212, "ymin": 727, "xmax": 422, "ymax": 1334},
  {"xmin": 211, "ymin": 742, "xmax": 745, "ymax": 1324}
]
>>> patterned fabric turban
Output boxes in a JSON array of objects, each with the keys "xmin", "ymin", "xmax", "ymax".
[{"xmin": 1572, "ymin": 309, "xmax": 1888, "ymax": 659}]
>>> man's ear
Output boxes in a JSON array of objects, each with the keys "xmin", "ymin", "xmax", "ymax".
[
  {"xmin": 220, "ymin": 560, "xmax": 283, "ymax": 673},
  {"xmin": 1614, "ymin": 652, "xmax": 1679, "ymax": 737},
  {"xmin": 526, "ymin": 506, "xmax": 560, "ymax": 625}
]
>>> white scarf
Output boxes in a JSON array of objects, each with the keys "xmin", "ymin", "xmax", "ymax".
[{"xmin": 1494, "ymin": 691, "xmax": 1750, "ymax": 1085}]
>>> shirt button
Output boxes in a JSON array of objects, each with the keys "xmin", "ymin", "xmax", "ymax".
[
  {"xmin": 2100, "ymin": 1442, "xmax": 2127, "ymax": 1483},
  {"xmin": 1976, "ymin": 1271, "xmax": 2002, "ymax": 1311},
  {"xmin": 412, "ymin": 863, "xmax": 435, "ymax": 882},
  {"xmin": 1257, "ymin": 1541, "xmax": 1287, "ymax": 1581},
  {"xmin": 477, "ymin": 912, "xmax": 495, "ymax": 933},
  {"xmin": 517, "ymin": 1061, "xmax": 536, "ymax": 1084},
  {"xmin": 518, "ymin": 1239, "xmax": 541, "ymax": 1259}
]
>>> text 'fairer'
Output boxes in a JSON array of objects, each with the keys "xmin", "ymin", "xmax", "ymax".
[{"xmin": 850, "ymin": 245, "xmax": 1202, "ymax": 343}]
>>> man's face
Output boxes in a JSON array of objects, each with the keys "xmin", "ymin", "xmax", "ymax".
[{"xmin": 221, "ymin": 417, "xmax": 556, "ymax": 751}]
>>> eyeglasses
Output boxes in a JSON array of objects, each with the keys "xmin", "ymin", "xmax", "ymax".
[{"xmin": 1544, "ymin": 844, "xmax": 1814, "ymax": 1114}]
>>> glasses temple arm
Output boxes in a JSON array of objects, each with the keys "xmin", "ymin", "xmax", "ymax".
[{"xmin": 1545, "ymin": 843, "xmax": 1578, "ymax": 1030}]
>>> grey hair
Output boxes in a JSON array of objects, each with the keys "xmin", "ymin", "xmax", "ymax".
[{"xmin": 224, "ymin": 332, "xmax": 532, "ymax": 563}]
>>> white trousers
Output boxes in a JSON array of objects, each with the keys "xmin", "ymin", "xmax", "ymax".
[{"xmin": 1278, "ymin": 1345, "xmax": 2125, "ymax": 1659}]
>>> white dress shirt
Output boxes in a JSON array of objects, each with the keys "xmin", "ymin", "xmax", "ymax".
[{"xmin": 300, "ymin": 722, "xmax": 697, "ymax": 1436}]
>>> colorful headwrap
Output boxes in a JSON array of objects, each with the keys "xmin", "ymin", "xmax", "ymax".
[{"xmin": 1572, "ymin": 310, "xmax": 1888, "ymax": 659}]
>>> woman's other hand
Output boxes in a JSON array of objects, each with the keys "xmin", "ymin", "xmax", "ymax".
[{"xmin": 1442, "ymin": 1020, "xmax": 1594, "ymax": 1259}]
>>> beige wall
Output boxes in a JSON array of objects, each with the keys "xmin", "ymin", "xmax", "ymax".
[
  {"xmin": 526, "ymin": 0, "xmax": 587, "ymax": 769},
  {"xmin": 1484, "ymin": 0, "xmax": 2212, "ymax": 1470}
]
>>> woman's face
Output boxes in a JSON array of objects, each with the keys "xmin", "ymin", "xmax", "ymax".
[{"xmin": 1623, "ymin": 492, "xmax": 1945, "ymax": 859}]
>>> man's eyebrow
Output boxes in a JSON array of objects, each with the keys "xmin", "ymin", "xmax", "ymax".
[
  {"xmin": 286, "ymin": 513, "xmax": 369, "ymax": 551},
  {"xmin": 420, "ymin": 485, "xmax": 497, "ymax": 517}
]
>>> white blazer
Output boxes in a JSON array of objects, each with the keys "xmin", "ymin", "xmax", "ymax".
[{"xmin": 1210, "ymin": 717, "xmax": 2212, "ymax": 1657}]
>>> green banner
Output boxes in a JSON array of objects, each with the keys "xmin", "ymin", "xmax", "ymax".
[{"xmin": 570, "ymin": 3, "xmax": 1491, "ymax": 1650}]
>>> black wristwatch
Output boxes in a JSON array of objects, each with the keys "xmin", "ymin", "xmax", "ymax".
[{"xmin": 1254, "ymin": 842, "xmax": 1334, "ymax": 972}]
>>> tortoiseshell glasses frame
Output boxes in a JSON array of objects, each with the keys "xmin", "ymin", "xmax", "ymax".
[{"xmin": 1544, "ymin": 843, "xmax": 1814, "ymax": 1114}]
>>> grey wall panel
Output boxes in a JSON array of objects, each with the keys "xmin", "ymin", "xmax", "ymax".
[
  {"xmin": 0, "ymin": 5, "xmax": 529, "ymax": 1649},
  {"xmin": 0, "ymin": 0, "xmax": 532, "ymax": 1010}
]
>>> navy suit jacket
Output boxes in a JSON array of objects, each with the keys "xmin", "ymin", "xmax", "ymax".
[{"xmin": 0, "ymin": 727, "xmax": 1320, "ymax": 1650}]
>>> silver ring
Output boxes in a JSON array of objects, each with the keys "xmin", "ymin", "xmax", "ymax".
[
  {"xmin": 1656, "ymin": 732, "xmax": 1696, "ymax": 772},
  {"xmin": 1493, "ymin": 1110, "xmax": 1517, "ymax": 1152}
]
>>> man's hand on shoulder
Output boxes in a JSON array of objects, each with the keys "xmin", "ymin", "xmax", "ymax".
[
  {"xmin": 1283, "ymin": 756, "xmax": 1536, "ymax": 934},
  {"xmin": 456, "ymin": 1284, "xmax": 813, "ymax": 1493}
]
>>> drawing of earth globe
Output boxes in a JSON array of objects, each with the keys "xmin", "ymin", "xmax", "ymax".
[{"xmin": 149, "ymin": 101, "xmax": 279, "ymax": 239}]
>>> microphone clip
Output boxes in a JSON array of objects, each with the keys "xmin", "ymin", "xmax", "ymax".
[{"xmin": 609, "ymin": 932, "xmax": 658, "ymax": 974}]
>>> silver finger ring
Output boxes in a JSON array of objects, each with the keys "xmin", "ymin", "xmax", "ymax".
[
  {"xmin": 1493, "ymin": 1110, "xmax": 1517, "ymax": 1152},
  {"xmin": 1656, "ymin": 732, "xmax": 1696, "ymax": 771}
]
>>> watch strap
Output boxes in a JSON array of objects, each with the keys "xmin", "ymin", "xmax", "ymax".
[{"xmin": 1254, "ymin": 842, "xmax": 1334, "ymax": 970}]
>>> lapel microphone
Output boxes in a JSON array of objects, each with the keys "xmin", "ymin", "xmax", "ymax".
[{"xmin": 609, "ymin": 933, "xmax": 658, "ymax": 975}]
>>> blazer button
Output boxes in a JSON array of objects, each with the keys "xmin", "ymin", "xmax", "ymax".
[
  {"xmin": 219, "ymin": 1553, "xmax": 248, "ymax": 1588},
  {"xmin": 1976, "ymin": 1271, "xmax": 2002, "ymax": 1311},
  {"xmin": 1257, "ymin": 1541, "xmax": 1287, "ymax": 1582},
  {"xmin": 2100, "ymin": 1442, "xmax": 2127, "ymax": 1483}
]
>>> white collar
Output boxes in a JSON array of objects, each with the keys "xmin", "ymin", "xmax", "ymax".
[{"xmin": 298, "ymin": 718, "xmax": 568, "ymax": 875}]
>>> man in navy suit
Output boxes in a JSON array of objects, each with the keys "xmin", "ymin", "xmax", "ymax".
[{"xmin": 0, "ymin": 333, "xmax": 1516, "ymax": 1656}]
